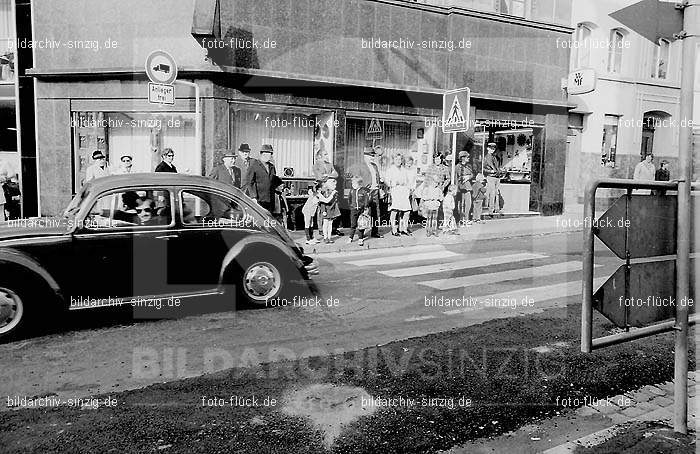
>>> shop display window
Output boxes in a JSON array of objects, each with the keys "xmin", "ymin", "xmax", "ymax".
[
  {"xmin": 71, "ymin": 112, "xmax": 197, "ymax": 192},
  {"xmin": 230, "ymin": 107, "xmax": 336, "ymax": 182}
]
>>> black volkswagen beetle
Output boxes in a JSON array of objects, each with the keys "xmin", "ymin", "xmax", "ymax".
[{"xmin": 0, "ymin": 173, "xmax": 319, "ymax": 341}]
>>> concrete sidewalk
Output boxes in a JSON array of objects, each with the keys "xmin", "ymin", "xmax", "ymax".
[
  {"xmin": 292, "ymin": 211, "xmax": 600, "ymax": 255},
  {"xmin": 448, "ymin": 373, "xmax": 698, "ymax": 453}
]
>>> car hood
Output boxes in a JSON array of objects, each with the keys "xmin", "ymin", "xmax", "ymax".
[{"xmin": 0, "ymin": 217, "xmax": 70, "ymax": 242}]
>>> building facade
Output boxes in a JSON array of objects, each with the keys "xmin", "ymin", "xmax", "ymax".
[
  {"xmin": 565, "ymin": 0, "xmax": 700, "ymax": 208},
  {"xmin": 31, "ymin": 0, "xmax": 573, "ymax": 217}
]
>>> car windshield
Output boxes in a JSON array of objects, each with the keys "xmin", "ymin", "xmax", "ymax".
[{"xmin": 63, "ymin": 187, "xmax": 90, "ymax": 219}]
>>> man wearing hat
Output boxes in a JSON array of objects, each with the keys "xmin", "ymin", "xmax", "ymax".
[
  {"xmin": 114, "ymin": 155, "xmax": 133, "ymax": 174},
  {"xmin": 483, "ymin": 142, "xmax": 503, "ymax": 214},
  {"xmin": 455, "ymin": 149, "xmax": 474, "ymax": 224},
  {"xmin": 244, "ymin": 144, "xmax": 276, "ymax": 211},
  {"xmin": 85, "ymin": 150, "xmax": 111, "ymax": 182},
  {"xmin": 208, "ymin": 149, "xmax": 242, "ymax": 189},
  {"xmin": 155, "ymin": 148, "xmax": 177, "ymax": 173}
]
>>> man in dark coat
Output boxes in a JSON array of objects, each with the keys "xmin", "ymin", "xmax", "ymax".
[
  {"xmin": 244, "ymin": 144, "xmax": 276, "ymax": 211},
  {"xmin": 154, "ymin": 148, "xmax": 177, "ymax": 173},
  {"xmin": 208, "ymin": 149, "xmax": 241, "ymax": 188}
]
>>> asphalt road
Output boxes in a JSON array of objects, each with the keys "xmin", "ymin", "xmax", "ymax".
[{"xmin": 1, "ymin": 232, "xmax": 621, "ymax": 409}]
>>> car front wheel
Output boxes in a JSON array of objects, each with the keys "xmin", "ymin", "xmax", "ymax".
[
  {"xmin": 242, "ymin": 261, "xmax": 282, "ymax": 305},
  {"xmin": 0, "ymin": 287, "xmax": 26, "ymax": 341}
]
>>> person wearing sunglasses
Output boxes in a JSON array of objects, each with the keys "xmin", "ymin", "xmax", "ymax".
[
  {"xmin": 134, "ymin": 198, "xmax": 163, "ymax": 226},
  {"xmin": 85, "ymin": 150, "xmax": 111, "ymax": 182},
  {"xmin": 115, "ymin": 155, "xmax": 133, "ymax": 174},
  {"xmin": 154, "ymin": 148, "xmax": 177, "ymax": 173}
]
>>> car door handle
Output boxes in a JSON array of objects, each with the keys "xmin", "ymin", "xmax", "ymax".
[{"xmin": 155, "ymin": 234, "xmax": 179, "ymax": 240}]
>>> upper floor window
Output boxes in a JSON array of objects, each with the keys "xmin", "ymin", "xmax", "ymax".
[
  {"xmin": 575, "ymin": 24, "xmax": 593, "ymax": 69},
  {"xmin": 607, "ymin": 29, "xmax": 625, "ymax": 74},
  {"xmin": 503, "ymin": 0, "xmax": 527, "ymax": 17},
  {"xmin": 651, "ymin": 39, "xmax": 670, "ymax": 80},
  {"xmin": 0, "ymin": 0, "xmax": 14, "ymax": 83}
]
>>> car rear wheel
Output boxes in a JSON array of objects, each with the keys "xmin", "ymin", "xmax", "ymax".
[{"xmin": 0, "ymin": 287, "xmax": 26, "ymax": 341}]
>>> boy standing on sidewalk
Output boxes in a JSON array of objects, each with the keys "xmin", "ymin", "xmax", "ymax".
[
  {"xmin": 471, "ymin": 173, "xmax": 487, "ymax": 223},
  {"xmin": 347, "ymin": 176, "xmax": 370, "ymax": 246}
]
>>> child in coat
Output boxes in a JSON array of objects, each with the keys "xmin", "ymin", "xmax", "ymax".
[
  {"xmin": 302, "ymin": 184, "xmax": 320, "ymax": 244},
  {"xmin": 316, "ymin": 178, "xmax": 340, "ymax": 243},
  {"xmin": 421, "ymin": 176, "xmax": 443, "ymax": 237},
  {"xmin": 442, "ymin": 184, "xmax": 459, "ymax": 235},
  {"xmin": 347, "ymin": 176, "xmax": 370, "ymax": 246},
  {"xmin": 471, "ymin": 173, "xmax": 487, "ymax": 223}
]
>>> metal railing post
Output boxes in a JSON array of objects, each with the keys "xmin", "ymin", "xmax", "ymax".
[{"xmin": 581, "ymin": 180, "xmax": 597, "ymax": 353}]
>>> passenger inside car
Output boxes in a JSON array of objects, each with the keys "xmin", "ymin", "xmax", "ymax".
[{"xmin": 113, "ymin": 191, "xmax": 140, "ymax": 224}]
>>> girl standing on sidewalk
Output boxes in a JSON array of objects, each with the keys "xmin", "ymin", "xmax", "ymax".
[
  {"xmin": 442, "ymin": 184, "xmax": 459, "ymax": 235},
  {"xmin": 302, "ymin": 184, "xmax": 320, "ymax": 244},
  {"xmin": 316, "ymin": 178, "xmax": 340, "ymax": 243},
  {"xmin": 420, "ymin": 175, "xmax": 443, "ymax": 237}
]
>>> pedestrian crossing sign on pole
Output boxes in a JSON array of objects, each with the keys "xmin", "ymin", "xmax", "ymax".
[
  {"xmin": 366, "ymin": 118, "xmax": 384, "ymax": 139},
  {"xmin": 442, "ymin": 87, "xmax": 470, "ymax": 133}
]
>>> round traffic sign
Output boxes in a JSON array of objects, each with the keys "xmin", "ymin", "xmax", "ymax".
[{"xmin": 145, "ymin": 50, "xmax": 178, "ymax": 85}]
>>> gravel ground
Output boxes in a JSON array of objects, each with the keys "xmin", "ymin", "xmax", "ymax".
[
  {"xmin": 573, "ymin": 421, "xmax": 696, "ymax": 454},
  {"xmin": 0, "ymin": 304, "xmax": 694, "ymax": 454}
]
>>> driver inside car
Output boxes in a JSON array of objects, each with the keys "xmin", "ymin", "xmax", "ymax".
[{"xmin": 135, "ymin": 197, "xmax": 166, "ymax": 226}]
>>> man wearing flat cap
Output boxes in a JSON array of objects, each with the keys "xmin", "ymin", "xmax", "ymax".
[
  {"xmin": 85, "ymin": 150, "xmax": 111, "ymax": 182},
  {"xmin": 208, "ymin": 149, "xmax": 242, "ymax": 189},
  {"xmin": 244, "ymin": 143, "xmax": 277, "ymax": 211}
]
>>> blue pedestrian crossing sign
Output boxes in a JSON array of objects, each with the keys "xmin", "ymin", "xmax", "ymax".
[{"xmin": 442, "ymin": 87, "xmax": 470, "ymax": 133}]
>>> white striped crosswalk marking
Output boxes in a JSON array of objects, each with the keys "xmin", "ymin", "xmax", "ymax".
[
  {"xmin": 346, "ymin": 250, "xmax": 461, "ymax": 267},
  {"xmin": 321, "ymin": 244, "xmax": 446, "ymax": 259},
  {"xmin": 405, "ymin": 315, "xmax": 438, "ymax": 322},
  {"xmin": 404, "ymin": 277, "xmax": 607, "ymax": 321},
  {"xmin": 418, "ymin": 261, "xmax": 601, "ymax": 290},
  {"xmin": 379, "ymin": 252, "xmax": 547, "ymax": 278},
  {"xmin": 440, "ymin": 278, "xmax": 607, "ymax": 315}
]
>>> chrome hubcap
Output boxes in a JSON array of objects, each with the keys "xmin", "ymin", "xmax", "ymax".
[
  {"xmin": 243, "ymin": 262, "xmax": 281, "ymax": 302},
  {"xmin": 0, "ymin": 288, "xmax": 23, "ymax": 334}
]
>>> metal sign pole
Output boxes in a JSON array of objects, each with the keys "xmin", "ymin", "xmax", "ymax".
[
  {"xmin": 673, "ymin": 0, "xmax": 698, "ymax": 435},
  {"xmin": 451, "ymin": 132, "xmax": 457, "ymax": 184}
]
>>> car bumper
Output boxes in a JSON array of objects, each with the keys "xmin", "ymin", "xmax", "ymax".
[{"xmin": 302, "ymin": 256, "xmax": 319, "ymax": 276}]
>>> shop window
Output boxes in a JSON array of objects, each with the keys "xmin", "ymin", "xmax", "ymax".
[
  {"xmin": 575, "ymin": 24, "xmax": 593, "ymax": 69},
  {"xmin": 607, "ymin": 29, "xmax": 625, "ymax": 74},
  {"xmin": 651, "ymin": 39, "xmax": 670, "ymax": 80},
  {"xmin": 230, "ymin": 108, "xmax": 334, "ymax": 180},
  {"xmin": 601, "ymin": 115, "xmax": 619, "ymax": 168},
  {"xmin": 71, "ymin": 112, "xmax": 197, "ymax": 193}
]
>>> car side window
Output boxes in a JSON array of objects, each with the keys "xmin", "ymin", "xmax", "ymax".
[
  {"xmin": 85, "ymin": 189, "xmax": 173, "ymax": 229},
  {"xmin": 181, "ymin": 190, "xmax": 254, "ymax": 228}
]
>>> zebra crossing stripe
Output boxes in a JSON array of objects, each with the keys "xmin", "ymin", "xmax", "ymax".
[
  {"xmin": 320, "ymin": 244, "xmax": 446, "ymax": 260},
  {"xmin": 441, "ymin": 277, "xmax": 607, "ymax": 315},
  {"xmin": 405, "ymin": 315, "xmax": 438, "ymax": 322},
  {"xmin": 346, "ymin": 250, "xmax": 461, "ymax": 267},
  {"xmin": 419, "ymin": 261, "xmax": 600, "ymax": 291},
  {"xmin": 379, "ymin": 252, "xmax": 547, "ymax": 278}
]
